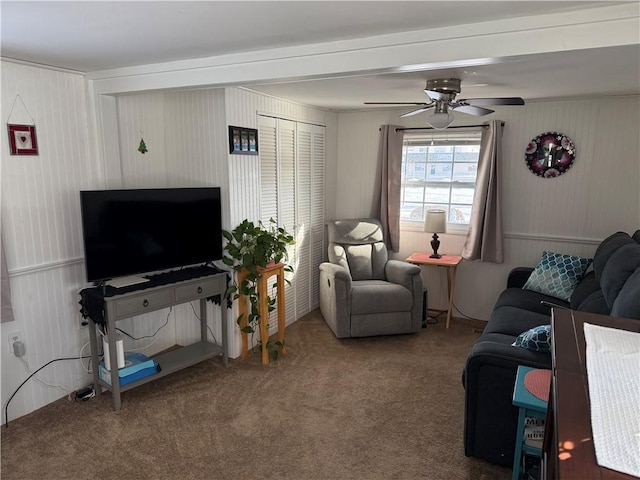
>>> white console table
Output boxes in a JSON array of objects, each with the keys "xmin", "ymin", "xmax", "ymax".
[{"xmin": 85, "ymin": 269, "xmax": 228, "ymax": 411}]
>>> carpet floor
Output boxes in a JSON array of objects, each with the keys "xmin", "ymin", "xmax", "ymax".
[{"xmin": 1, "ymin": 309, "xmax": 510, "ymax": 480}]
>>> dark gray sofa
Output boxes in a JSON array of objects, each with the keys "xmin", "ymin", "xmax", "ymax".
[{"xmin": 462, "ymin": 230, "xmax": 640, "ymax": 467}]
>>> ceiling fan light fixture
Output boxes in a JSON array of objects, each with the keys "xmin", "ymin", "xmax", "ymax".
[{"xmin": 428, "ymin": 112, "xmax": 455, "ymax": 129}]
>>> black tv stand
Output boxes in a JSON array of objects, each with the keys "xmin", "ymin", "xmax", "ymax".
[{"xmin": 84, "ymin": 267, "xmax": 228, "ymax": 411}]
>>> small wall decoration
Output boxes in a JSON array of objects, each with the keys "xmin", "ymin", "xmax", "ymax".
[
  {"xmin": 229, "ymin": 126, "xmax": 258, "ymax": 155},
  {"xmin": 525, "ymin": 131, "xmax": 576, "ymax": 178},
  {"xmin": 138, "ymin": 138, "xmax": 148, "ymax": 154},
  {"xmin": 7, "ymin": 124, "xmax": 38, "ymax": 155}
]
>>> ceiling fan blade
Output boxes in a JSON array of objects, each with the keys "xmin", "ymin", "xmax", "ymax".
[
  {"xmin": 459, "ymin": 97, "xmax": 525, "ymax": 106},
  {"xmin": 364, "ymin": 102, "xmax": 430, "ymax": 105},
  {"xmin": 400, "ymin": 106, "xmax": 434, "ymax": 117},
  {"xmin": 452, "ymin": 104, "xmax": 495, "ymax": 116},
  {"xmin": 424, "ymin": 89, "xmax": 448, "ymax": 101}
]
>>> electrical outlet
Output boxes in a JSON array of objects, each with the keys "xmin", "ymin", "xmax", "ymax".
[{"xmin": 7, "ymin": 331, "xmax": 22, "ymax": 349}]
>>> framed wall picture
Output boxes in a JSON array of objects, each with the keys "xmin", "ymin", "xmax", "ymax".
[
  {"xmin": 7, "ymin": 124, "xmax": 38, "ymax": 155},
  {"xmin": 229, "ymin": 126, "xmax": 258, "ymax": 155}
]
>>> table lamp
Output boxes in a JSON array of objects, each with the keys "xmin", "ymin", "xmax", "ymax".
[{"xmin": 424, "ymin": 209, "xmax": 446, "ymax": 258}]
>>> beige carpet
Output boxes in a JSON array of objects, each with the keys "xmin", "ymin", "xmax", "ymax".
[{"xmin": 1, "ymin": 309, "xmax": 510, "ymax": 480}]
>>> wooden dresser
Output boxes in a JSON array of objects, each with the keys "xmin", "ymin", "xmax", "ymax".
[{"xmin": 543, "ymin": 309, "xmax": 640, "ymax": 480}]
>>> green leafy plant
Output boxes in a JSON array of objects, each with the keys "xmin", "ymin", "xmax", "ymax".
[{"xmin": 222, "ymin": 218, "xmax": 295, "ymax": 360}]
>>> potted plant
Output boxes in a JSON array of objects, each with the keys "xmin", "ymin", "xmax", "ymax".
[{"xmin": 222, "ymin": 218, "xmax": 295, "ymax": 360}]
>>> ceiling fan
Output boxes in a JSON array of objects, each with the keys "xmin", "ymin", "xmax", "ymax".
[{"xmin": 364, "ymin": 78, "xmax": 524, "ymax": 129}]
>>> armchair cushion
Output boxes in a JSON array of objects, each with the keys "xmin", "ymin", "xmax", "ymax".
[
  {"xmin": 351, "ymin": 280, "xmax": 413, "ymax": 314},
  {"xmin": 327, "ymin": 218, "xmax": 384, "ymax": 244},
  {"xmin": 328, "ymin": 225, "xmax": 387, "ymax": 280},
  {"xmin": 343, "ymin": 244, "xmax": 386, "ymax": 280}
]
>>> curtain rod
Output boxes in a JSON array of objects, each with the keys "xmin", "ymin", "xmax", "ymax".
[{"xmin": 393, "ymin": 121, "xmax": 505, "ymax": 132}]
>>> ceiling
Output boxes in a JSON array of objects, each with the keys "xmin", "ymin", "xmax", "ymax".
[{"xmin": 2, "ymin": 1, "xmax": 639, "ymax": 111}]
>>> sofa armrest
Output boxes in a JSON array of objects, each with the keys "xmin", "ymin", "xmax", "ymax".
[
  {"xmin": 464, "ymin": 340, "xmax": 551, "ymax": 381},
  {"xmin": 463, "ymin": 338, "xmax": 551, "ymax": 466},
  {"xmin": 385, "ymin": 259, "xmax": 421, "ymax": 292},
  {"xmin": 319, "ymin": 262, "xmax": 351, "ymax": 285},
  {"xmin": 507, "ymin": 267, "xmax": 534, "ymax": 289},
  {"xmin": 319, "ymin": 262, "xmax": 352, "ymax": 338},
  {"xmin": 385, "ymin": 260, "xmax": 423, "ymax": 332}
]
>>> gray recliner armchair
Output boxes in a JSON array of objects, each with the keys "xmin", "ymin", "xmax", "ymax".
[{"xmin": 319, "ymin": 218, "xmax": 424, "ymax": 338}]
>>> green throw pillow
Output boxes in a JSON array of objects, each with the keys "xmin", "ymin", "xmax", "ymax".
[{"xmin": 523, "ymin": 251, "xmax": 592, "ymax": 301}]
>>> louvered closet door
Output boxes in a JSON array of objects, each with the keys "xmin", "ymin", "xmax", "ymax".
[
  {"xmin": 258, "ymin": 115, "xmax": 325, "ymax": 327},
  {"xmin": 295, "ymin": 123, "xmax": 312, "ymax": 317},
  {"xmin": 296, "ymin": 123, "xmax": 326, "ymax": 314},
  {"xmin": 259, "ymin": 116, "xmax": 278, "ymax": 223},
  {"xmin": 310, "ymin": 125, "xmax": 326, "ymax": 309},
  {"xmin": 277, "ymin": 119, "xmax": 297, "ymax": 326},
  {"xmin": 258, "ymin": 116, "xmax": 296, "ymax": 329},
  {"xmin": 258, "ymin": 116, "xmax": 282, "ymax": 332}
]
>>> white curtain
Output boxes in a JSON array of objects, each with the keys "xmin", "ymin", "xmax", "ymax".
[
  {"xmin": 462, "ymin": 120, "xmax": 504, "ymax": 263},
  {"xmin": 371, "ymin": 125, "xmax": 404, "ymax": 252},
  {"xmin": 1, "ymin": 233, "xmax": 15, "ymax": 323}
]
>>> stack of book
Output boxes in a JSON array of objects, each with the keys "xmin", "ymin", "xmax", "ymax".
[
  {"xmin": 98, "ymin": 352, "xmax": 159, "ymax": 387},
  {"xmin": 524, "ymin": 416, "xmax": 545, "ymax": 450}
]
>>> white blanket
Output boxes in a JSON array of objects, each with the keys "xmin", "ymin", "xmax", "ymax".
[{"xmin": 584, "ymin": 322, "xmax": 640, "ymax": 478}]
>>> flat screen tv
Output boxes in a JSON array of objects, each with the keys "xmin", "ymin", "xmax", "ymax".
[{"xmin": 80, "ymin": 187, "xmax": 223, "ymax": 284}]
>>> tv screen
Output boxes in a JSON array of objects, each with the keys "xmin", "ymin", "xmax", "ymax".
[{"xmin": 80, "ymin": 187, "xmax": 223, "ymax": 283}]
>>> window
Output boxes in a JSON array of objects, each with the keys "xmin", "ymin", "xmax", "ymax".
[{"xmin": 400, "ymin": 129, "xmax": 482, "ymax": 231}]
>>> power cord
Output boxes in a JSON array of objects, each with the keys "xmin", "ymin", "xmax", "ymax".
[
  {"xmin": 426, "ymin": 310, "xmax": 446, "ymax": 325},
  {"xmin": 188, "ymin": 301, "xmax": 219, "ymax": 344},
  {"xmin": 451, "ymin": 301, "xmax": 486, "ymax": 322},
  {"xmin": 116, "ymin": 306, "xmax": 172, "ymax": 341},
  {"xmin": 18, "ymin": 357, "xmax": 71, "ymax": 397},
  {"xmin": 79, "ymin": 341, "xmax": 93, "ymax": 374},
  {"xmin": 4, "ymin": 355, "xmax": 92, "ymax": 427}
]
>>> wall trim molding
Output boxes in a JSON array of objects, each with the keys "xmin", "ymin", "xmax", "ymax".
[
  {"xmin": 401, "ymin": 227, "xmax": 602, "ymax": 245},
  {"xmin": 9, "ymin": 257, "xmax": 84, "ymax": 277},
  {"xmin": 256, "ymin": 109, "xmax": 327, "ymax": 128},
  {"xmin": 1, "ymin": 56, "xmax": 85, "ymax": 75},
  {"xmin": 504, "ymin": 232, "xmax": 602, "ymax": 245}
]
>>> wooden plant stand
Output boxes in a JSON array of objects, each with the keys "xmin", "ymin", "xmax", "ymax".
[{"xmin": 237, "ymin": 262, "xmax": 286, "ymax": 365}]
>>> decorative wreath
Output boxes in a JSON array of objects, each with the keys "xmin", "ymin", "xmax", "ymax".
[{"xmin": 525, "ymin": 132, "xmax": 576, "ymax": 178}]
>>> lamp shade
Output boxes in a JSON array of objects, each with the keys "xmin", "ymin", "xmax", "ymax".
[
  {"xmin": 424, "ymin": 209, "xmax": 447, "ymax": 233},
  {"xmin": 427, "ymin": 112, "xmax": 455, "ymax": 129}
]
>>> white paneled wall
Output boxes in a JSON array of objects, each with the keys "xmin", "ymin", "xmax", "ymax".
[
  {"xmin": 500, "ymin": 98, "xmax": 640, "ymax": 239},
  {"xmin": 2, "ymin": 63, "xmax": 92, "ymax": 267},
  {"xmin": 113, "ymin": 88, "xmax": 229, "ymax": 358},
  {"xmin": 165, "ymin": 89, "xmax": 228, "ymax": 188},
  {"xmin": 116, "ymin": 93, "xmax": 168, "ymax": 187},
  {"xmin": 334, "ymin": 96, "xmax": 640, "ymax": 320},
  {"xmin": 1, "ymin": 61, "xmax": 95, "ymax": 422}
]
